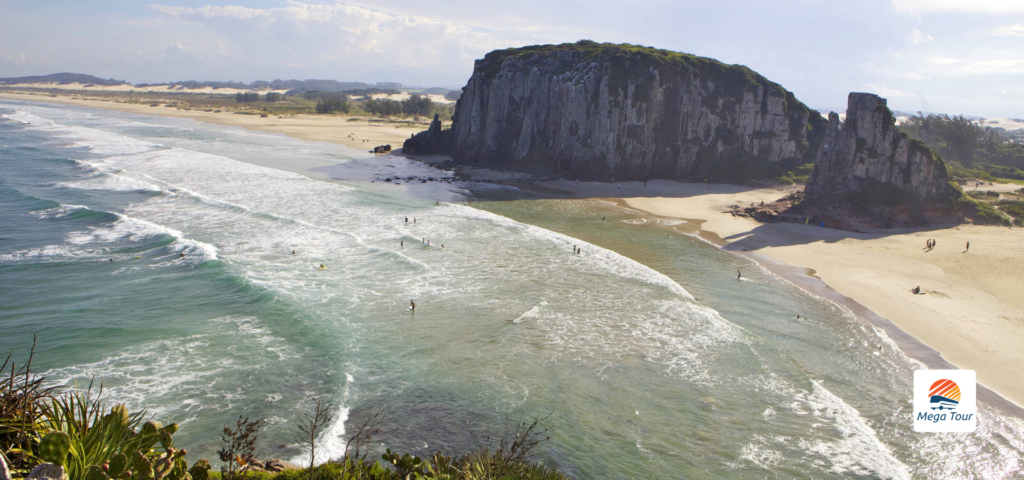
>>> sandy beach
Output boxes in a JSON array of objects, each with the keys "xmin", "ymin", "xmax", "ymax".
[
  {"xmin": 7, "ymin": 92, "xmax": 1022, "ymax": 410},
  {"xmin": 529, "ymin": 179, "xmax": 1024, "ymax": 409},
  {"xmin": 0, "ymin": 92, "xmax": 422, "ymax": 151}
]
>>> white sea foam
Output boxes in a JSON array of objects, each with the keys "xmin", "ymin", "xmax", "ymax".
[
  {"xmin": 31, "ymin": 204, "xmax": 92, "ymax": 219},
  {"xmin": 797, "ymin": 381, "xmax": 910, "ymax": 480},
  {"xmin": 43, "ymin": 316, "xmax": 295, "ymax": 421},
  {"xmin": 56, "ymin": 172, "xmax": 163, "ymax": 193}
]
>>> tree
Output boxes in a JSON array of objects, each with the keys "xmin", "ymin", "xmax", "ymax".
[
  {"xmin": 265, "ymin": 92, "xmax": 283, "ymax": 102},
  {"xmin": 291, "ymin": 397, "xmax": 336, "ymax": 477},
  {"xmin": 401, "ymin": 94, "xmax": 433, "ymax": 117},
  {"xmin": 218, "ymin": 415, "xmax": 265, "ymax": 480},
  {"xmin": 942, "ymin": 114, "xmax": 980, "ymax": 165},
  {"xmin": 315, "ymin": 97, "xmax": 350, "ymax": 114},
  {"xmin": 362, "ymin": 98, "xmax": 403, "ymax": 116},
  {"xmin": 235, "ymin": 92, "xmax": 259, "ymax": 103}
]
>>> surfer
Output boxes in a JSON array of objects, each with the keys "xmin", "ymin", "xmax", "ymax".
[
  {"xmin": 410, "ymin": 300, "xmax": 416, "ymax": 311},
  {"xmin": 180, "ymin": 253, "xmax": 185, "ymax": 258},
  {"xmin": 291, "ymin": 250, "xmax": 296, "ymax": 255},
  {"xmin": 405, "ymin": 216, "xmax": 408, "ymax": 223},
  {"xmin": 737, "ymin": 269, "xmax": 741, "ymax": 280},
  {"xmin": 109, "ymin": 259, "xmax": 114, "ymax": 262},
  {"xmin": 319, "ymin": 264, "xmax": 326, "ymax": 270}
]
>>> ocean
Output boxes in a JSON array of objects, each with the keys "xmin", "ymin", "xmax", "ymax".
[{"xmin": 1, "ymin": 99, "xmax": 1022, "ymax": 479}]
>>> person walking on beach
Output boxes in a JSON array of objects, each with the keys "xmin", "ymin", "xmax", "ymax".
[
  {"xmin": 602, "ymin": 216, "xmax": 606, "ymax": 222},
  {"xmin": 965, "ymin": 241, "xmax": 970, "ymax": 252}
]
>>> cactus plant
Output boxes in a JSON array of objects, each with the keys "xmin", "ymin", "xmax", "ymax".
[
  {"xmin": 186, "ymin": 460, "xmax": 210, "ymax": 480},
  {"xmin": 39, "ymin": 431, "xmax": 72, "ymax": 467},
  {"xmin": 107, "ymin": 453, "xmax": 131, "ymax": 479},
  {"xmin": 381, "ymin": 448, "xmax": 423, "ymax": 478}
]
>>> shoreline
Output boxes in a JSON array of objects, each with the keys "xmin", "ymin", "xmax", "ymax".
[
  {"xmin": 7, "ymin": 94, "xmax": 1022, "ymax": 416},
  {"xmin": 527, "ymin": 179, "xmax": 1024, "ymax": 414},
  {"xmin": 602, "ymin": 182, "xmax": 1024, "ymax": 413}
]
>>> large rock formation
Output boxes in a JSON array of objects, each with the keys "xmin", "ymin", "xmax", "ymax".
[
  {"xmin": 804, "ymin": 93, "xmax": 958, "ymax": 204},
  {"xmin": 403, "ymin": 113, "xmax": 451, "ymax": 155},
  {"xmin": 406, "ymin": 41, "xmax": 825, "ymax": 181}
]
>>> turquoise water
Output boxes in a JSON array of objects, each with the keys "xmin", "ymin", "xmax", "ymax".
[{"xmin": 2, "ymin": 99, "xmax": 1023, "ymax": 479}]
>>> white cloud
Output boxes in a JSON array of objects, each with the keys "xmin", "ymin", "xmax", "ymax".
[
  {"xmin": 892, "ymin": 0, "xmax": 1024, "ymax": 14},
  {"xmin": 955, "ymin": 59, "xmax": 1024, "ymax": 74},
  {"xmin": 143, "ymin": 2, "xmax": 547, "ymax": 73},
  {"xmin": 0, "ymin": 45, "xmax": 26, "ymax": 63},
  {"xmin": 861, "ymin": 83, "xmax": 915, "ymax": 98},
  {"xmin": 929, "ymin": 58, "xmax": 962, "ymax": 65},
  {"xmin": 975, "ymin": 24, "xmax": 1024, "ymax": 36},
  {"xmin": 906, "ymin": 28, "xmax": 933, "ymax": 45},
  {"xmin": 863, "ymin": 61, "xmax": 925, "ymax": 80}
]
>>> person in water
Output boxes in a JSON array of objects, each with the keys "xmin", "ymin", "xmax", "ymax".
[
  {"xmin": 410, "ymin": 300, "xmax": 416, "ymax": 311},
  {"xmin": 291, "ymin": 250, "xmax": 296, "ymax": 255},
  {"xmin": 401, "ymin": 240, "xmax": 404, "ymax": 247},
  {"xmin": 180, "ymin": 253, "xmax": 186, "ymax": 258},
  {"xmin": 737, "ymin": 269, "xmax": 741, "ymax": 280},
  {"xmin": 405, "ymin": 217, "xmax": 408, "ymax": 223},
  {"xmin": 320, "ymin": 264, "xmax": 326, "ymax": 269}
]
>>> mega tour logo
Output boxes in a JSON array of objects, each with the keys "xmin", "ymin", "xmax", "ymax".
[{"xmin": 914, "ymin": 370, "xmax": 977, "ymax": 432}]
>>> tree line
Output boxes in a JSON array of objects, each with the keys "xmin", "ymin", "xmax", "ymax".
[
  {"xmin": 899, "ymin": 113, "xmax": 1024, "ymax": 180},
  {"xmin": 364, "ymin": 94, "xmax": 438, "ymax": 117}
]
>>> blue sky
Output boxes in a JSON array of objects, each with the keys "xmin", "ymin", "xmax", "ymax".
[{"xmin": 1, "ymin": 0, "xmax": 1023, "ymax": 117}]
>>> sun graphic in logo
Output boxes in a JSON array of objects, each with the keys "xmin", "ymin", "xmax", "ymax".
[{"xmin": 928, "ymin": 379, "xmax": 961, "ymax": 410}]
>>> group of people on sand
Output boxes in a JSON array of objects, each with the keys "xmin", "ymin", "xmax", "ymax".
[{"xmin": 924, "ymin": 238, "xmax": 970, "ymax": 252}]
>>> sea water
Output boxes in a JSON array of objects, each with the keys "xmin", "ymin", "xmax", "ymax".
[{"xmin": 1, "ymin": 99, "xmax": 1022, "ymax": 479}]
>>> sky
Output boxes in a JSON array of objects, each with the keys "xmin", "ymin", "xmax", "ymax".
[{"xmin": 1, "ymin": 0, "xmax": 1023, "ymax": 117}]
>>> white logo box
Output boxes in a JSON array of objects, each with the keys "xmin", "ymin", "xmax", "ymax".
[{"xmin": 913, "ymin": 369, "xmax": 977, "ymax": 433}]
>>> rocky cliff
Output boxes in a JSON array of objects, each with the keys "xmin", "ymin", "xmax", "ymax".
[
  {"xmin": 804, "ymin": 93, "xmax": 959, "ymax": 204},
  {"xmin": 406, "ymin": 41, "xmax": 825, "ymax": 181}
]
